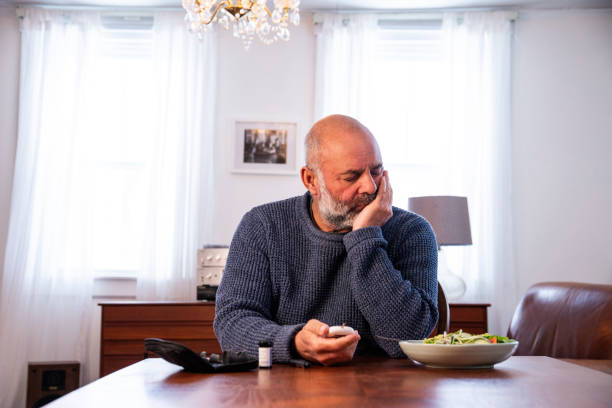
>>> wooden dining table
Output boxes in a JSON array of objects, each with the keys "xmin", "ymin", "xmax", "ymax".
[{"xmin": 47, "ymin": 356, "xmax": 611, "ymax": 407}]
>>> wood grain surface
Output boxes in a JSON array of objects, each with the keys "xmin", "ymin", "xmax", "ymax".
[
  {"xmin": 560, "ymin": 358, "xmax": 612, "ymax": 375},
  {"xmin": 48, "ymin": 356, "xmax": 612, "ymax": 408},
  {"xmin": 99, "ymin": 302, "xmax": 220, "ymax": 377}
]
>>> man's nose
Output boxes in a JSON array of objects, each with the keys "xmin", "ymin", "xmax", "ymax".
[{"xmin": 357, "ymin": 172, "xmax": 377, "ymax": 195}]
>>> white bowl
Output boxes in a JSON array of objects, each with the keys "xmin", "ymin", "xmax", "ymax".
[{"xmin": 399, "ymin": 340, "xmax": 519, "ymax": 369}]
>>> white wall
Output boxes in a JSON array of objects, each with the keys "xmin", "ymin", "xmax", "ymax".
[
  {"xmin": 207, "ymin": 14, "xmax": 315, "ymax": 246},
  {"xmin": 0, "ymin": 5, "xmax": 20, "ymax": 288},
  {"xmin": 512, "ymin": 9, "xmax": 612, "ymax": 297}
]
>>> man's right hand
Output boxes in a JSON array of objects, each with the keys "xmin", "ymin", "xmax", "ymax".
[
  {"xmin": 294, "ymin": 319, "xmax": 360, "ymax": 366},
  {"xmin": 352, "ymin": 170, "xmax": 393, "ymax": 231}
]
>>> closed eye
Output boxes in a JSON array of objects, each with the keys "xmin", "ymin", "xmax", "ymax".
[
  {"xmin": 371, "ymin": 165, "xmax": 383, "ymax": 176},
  {"xmin": 342, "ymin": 165, "xmax": 383, "ymax": 182},
  {"xmin": 342, "ymin": 170, "xmax": 361, "ymax": 182}
]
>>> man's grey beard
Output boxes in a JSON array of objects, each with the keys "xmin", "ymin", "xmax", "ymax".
[{"xmin": 316, "ymin": 172, "xmax": 376, "ymax": 231}]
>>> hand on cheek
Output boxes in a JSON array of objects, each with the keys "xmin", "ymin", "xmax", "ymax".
[{"xmin": 352, "ymin": 170, "xmax": 393, "ymax": 231}]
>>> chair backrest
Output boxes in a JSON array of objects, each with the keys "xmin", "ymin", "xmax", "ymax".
[
  {"xmin": 507, "ymin": 281, "xmax": 612, "ymax": 359},
  {"xmin": 430, "ymin": 282, "xmax": 450, "ymax": 336}
]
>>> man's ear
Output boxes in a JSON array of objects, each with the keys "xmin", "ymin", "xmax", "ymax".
[{"xmin": 301, "ymin": 166, "xmax": 319, "ymax": 197}]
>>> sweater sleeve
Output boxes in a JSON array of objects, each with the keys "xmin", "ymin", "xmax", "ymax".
[
  {"xmin": 213, "ymin": 210, "xmax": 304, "ymax": 363},
  {"xmin": 342, "ymin": 213, "xmax": 438, "ymax": 357}
]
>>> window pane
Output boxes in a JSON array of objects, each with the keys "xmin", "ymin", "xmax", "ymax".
[
  {"xmin": 92, "ymin": 164, "xmax": 146, "ymax": 272},
  {"xmin": 87, "ymin": 24, "xmax": 154, "ymax": 275},
  {"xmin": 370, "ymin": 23, "xmax": 451, "ymax": 207}
]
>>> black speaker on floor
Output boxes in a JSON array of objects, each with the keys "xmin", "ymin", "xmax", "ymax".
[{"xmin": 26, "ymin": 361, "xmax": 80, "ymax": 408}]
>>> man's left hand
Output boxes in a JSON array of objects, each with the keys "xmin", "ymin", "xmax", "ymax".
[{"xmin": 352, "ymin": 170, "xmax": 393, "ymax": 230}]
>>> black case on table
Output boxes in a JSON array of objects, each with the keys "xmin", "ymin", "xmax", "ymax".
[{"xmin": 144, "ymin": 338, "xmax": 258, "ymax": 373}]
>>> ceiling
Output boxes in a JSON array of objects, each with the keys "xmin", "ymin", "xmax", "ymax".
[{"xmin": 2, "ymin": 0, "xmax": 611, "ymax": 9}]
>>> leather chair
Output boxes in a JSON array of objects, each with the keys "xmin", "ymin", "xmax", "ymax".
[
  {"xmin": 507, "ymin": 282, "xmax": 612, "ymax": 358},
  {"xmin": 430, "ymin": 282, "xmax": 450, "ymax": 336}
]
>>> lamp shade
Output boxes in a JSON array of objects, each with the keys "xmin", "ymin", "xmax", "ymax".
[{"xmin": 408, "ymin": 196, "xmax": 472, "ymax": 247}]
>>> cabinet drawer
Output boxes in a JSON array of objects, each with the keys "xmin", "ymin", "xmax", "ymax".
[
  {"xmin": 103, "ymin": 304, "xmax": 215, "ymax": 322},
  {"xmin": 449, "ymin": 323, "xmax": 488, "ymax": 335},
  {"xmin": 448, "ymin": 303, "xmax": 490, "ymax": 334},
  {"xmin": 103, "ymin": 323, "xmax": 215, "ymax": 340},
  {"xmin": 450, "ymin": 306, "xmax": 486, "ymax": 323}
]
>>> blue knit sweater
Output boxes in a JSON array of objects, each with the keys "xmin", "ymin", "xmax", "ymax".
[{"xmin": 213, "ymin": 192, "xmax": 438, "ymax": 362}]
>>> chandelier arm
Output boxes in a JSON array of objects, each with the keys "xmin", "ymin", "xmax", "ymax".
[
  {"xmin": 199, "ymin": 0, "xmax": 232, "ymax": 25},
  {"xmin": 263, "ymin": 5, "xmax": 289, "ymax": 23}
]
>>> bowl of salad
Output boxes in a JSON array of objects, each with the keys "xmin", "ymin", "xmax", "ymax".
[{"xmin": 399, "ymin": 330, "xmax": 519, "ymax": 369}]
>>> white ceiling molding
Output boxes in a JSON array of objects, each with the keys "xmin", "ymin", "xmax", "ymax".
[{"xmin": 3, "ymin": 0, "xmax": 612, "ymax": 10}]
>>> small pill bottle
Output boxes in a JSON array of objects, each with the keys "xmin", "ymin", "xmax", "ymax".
[{"xmin": 258, "ymin": 340, "xmax": 273, "ymax": 369}]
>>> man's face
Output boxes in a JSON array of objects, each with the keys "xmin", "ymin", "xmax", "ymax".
[
  {"xmin": 315, "ymin": 170, "xmax": 378, "ymax": 230},
  {"xmin": 313, "ymin": 130, "xmax": 384, "ymax": 230}
]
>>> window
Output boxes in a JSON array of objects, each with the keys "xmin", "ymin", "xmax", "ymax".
[
  {"xmin": 88, "ymin": 16, "xmax": 154, "ymax": 277},
  {"xmin": 369, "ymin": 20, "xmax": 451, "ymax": 207}
]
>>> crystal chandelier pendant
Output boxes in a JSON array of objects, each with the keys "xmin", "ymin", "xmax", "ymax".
[{"xmin": 182, "ymin": 0, "xmax": 301, "ymax": 49}]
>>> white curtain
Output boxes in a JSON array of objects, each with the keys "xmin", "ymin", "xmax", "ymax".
[
  {"xmin": 441, "ymin": 12, "xmax": 517, "ymax": 335},
  {"xmin": 313, "ymin": 14, "xmax": 377, "ymax": 122},
  {"xmin": 0, "ymin": 8, "xmax": 215, "ymax": 407},
  {"xmin": 136, "ymin": 12, "xmax": 216, "ymax": 300},
  {"xmin": 314, "ymin": 11, "xmax": 516, "ymax": 335},
  {"xmin": 0, "ymin": 9, "xmax": 100, "ymax": 407}
]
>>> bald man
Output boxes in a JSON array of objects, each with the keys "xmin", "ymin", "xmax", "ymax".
[{"xmin": 214, "ymin": 115, "xmax": 438, "ymax": 366}]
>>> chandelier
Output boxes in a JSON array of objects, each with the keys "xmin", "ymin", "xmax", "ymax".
[{"xmin": 182, "ymin": 0, "xmax": 300, "ymax": 49}]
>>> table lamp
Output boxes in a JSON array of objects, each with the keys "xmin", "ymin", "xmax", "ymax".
[{"xmin": 408, "ymin": 196, "xmax": 472, "ymax": 300}]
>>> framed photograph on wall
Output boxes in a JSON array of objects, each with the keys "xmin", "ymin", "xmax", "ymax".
[{"xmin": 232, "ymin": 120, "xmax": 298, "ymax": 175}]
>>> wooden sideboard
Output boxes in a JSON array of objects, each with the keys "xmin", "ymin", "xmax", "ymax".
[
  {"xmin": 448, "ymin": 303, "xmax": 491, "ymax": 334},
  {"xmin": 99, "ymin": 301, "xmax": 220, "ymax": 377},
  {"xmin": 99, "ymin": 301, "xmax": 491, "ymax": 376}
]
